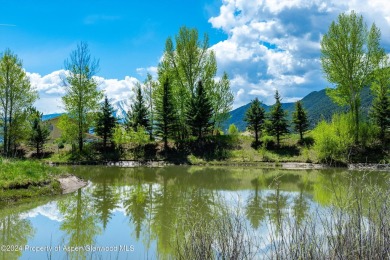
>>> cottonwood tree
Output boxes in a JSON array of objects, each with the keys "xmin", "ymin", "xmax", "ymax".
[
  {"xmin": 62, "ymin": 42, "xmax": 102, "ymax": 153},
  {"xmin": 154, "ymin": 78, "xmax": 177, "ymax": 150},
  {"xmin": 144, "ymin": 73, "xmax": 157, "ymax": 140},
  {"xmin": 292, "ymin": 101, "xmax": 309, "ymax": 143},
  {"xmin": 269, "ymin": 91, "xmax": 289, "ymax": 147},
  {"xmin": 95, "ymin": 96, "xmax": 117, "ymax": 149},
  {"xmin": 210, "ymin": 72, "xmax": 234, "ymax": 133},
  {"xmin": 321, "ymin": 11, "xmax": 383, "ymax": 144},
  {"xmin": 0, "ymin": 49, "xmax": 37, "ymax": 156},
  {"xmin": 158, "ymin": 26, "xmax": 217, "ymax": 140},
  {"xmin": 244, "ymin": 98, "xmax": 265, "ymax": 148}
]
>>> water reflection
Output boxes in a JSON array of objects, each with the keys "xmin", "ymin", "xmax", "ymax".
[
  {"xmin": 58, "ymin": 189, "xmax": 101, "ymax": 259},
  {"xmin": 0, "ymin": 166, "xmax": 388, "ymax": 259},
  {"xmin": 0, "ymin": 214, "xmax": 34, "ymax": 260},
  {"xmin": 245, "ymin": 177, "xmax": 266, "ymax": 229},
  {"xmin": 92, "ymin": 181, "xmax": 120, "ymax": 230}
]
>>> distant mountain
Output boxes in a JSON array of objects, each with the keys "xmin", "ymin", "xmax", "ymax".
[
  {"xmin": 224, "ymin": 87, "xmax": 374, "ymax": 132},
  {"xmin": 42, "ymin": 113, "xmax": 63, "ymax": 121},
  {"xmin": 112, "ymin": 99, "xmax": 129, "ymax": 122},
  {"xmin": 42, "ymin": 99, "xmax": 130, "ymax": 123}
]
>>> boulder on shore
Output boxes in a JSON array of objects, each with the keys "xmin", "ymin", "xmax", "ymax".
[{"xmin": 57, "ymin": 175, "xmax": 87, "ymax": 194}]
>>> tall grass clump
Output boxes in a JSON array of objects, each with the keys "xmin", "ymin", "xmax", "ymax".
[
  {"xmin": 267, "ymin": 172, "xmax": 390, "ymax": 259},
  {"xmin": 173, "ymin": 200, "xmax": 260, "ymax": 260},
  {"xmin": 171, "ymin": 172, "xmax": 390, "ymax": 260}
]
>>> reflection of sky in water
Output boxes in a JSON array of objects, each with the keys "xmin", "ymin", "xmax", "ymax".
[
  {"xmin": 16, "ymin": 185, "xmax": 320, "ymax": 259},
  {"xmin": 20, "ymin": 199, "xmax": 156, "ymax": 259}
]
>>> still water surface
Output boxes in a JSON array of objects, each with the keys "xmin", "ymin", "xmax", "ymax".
[{"xmin": 0, "ymin": 166, "xmax": 388, "ymax": 259}]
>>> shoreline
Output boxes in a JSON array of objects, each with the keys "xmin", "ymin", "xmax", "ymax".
[{"xmin": 47, "ymin": 160, "xmax": 390, "ymax": 171}]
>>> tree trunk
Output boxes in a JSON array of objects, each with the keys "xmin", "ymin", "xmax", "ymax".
[
  {"xmin": 255, "ymin": 127, "xmax": 259, "ymax": 144},
  {"xmin": 354, "ymin": 101, "xmax": 359, "ymax": 144},
  {"xmin": 79, "ymin": 130, "xmax": 83, "ymax": 152}
]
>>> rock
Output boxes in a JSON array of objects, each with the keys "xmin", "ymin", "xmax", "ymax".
[{"xmin": 57, "ymin": 175, "xmax": 87, "ymax": 194}]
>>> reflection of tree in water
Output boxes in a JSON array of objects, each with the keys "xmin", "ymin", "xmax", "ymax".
[
  {"xmin": 92, "ymin": 181, "xmax": 120, "ymax": 230},
  {"xmin": 0, "ymin": 214, "xmax": 34, "ymax": 260},
  {"xmin": 147, "ymin": 168, "xmax": 216, "ymax": 257},
  {"xmin": 151, "ymin": 170, "xmax": 179, "ymax": 256},
  {"xmin": 58, "ymin": 189, "xmax": 101, "ymax": 260},
  {"xmin": 293, "ymin": 182, "xmax": 310, "ymax": 226},
  {"xmin": 123, "ymin": 183, "xmax": 149, "ymax": 240},
  {"xmin": 265, "ymin": 181, "xmax": 289, "ymax": 231},
  {"xmin": 245, "ymin": 177, "xmax": 266, "ymax": 229}
]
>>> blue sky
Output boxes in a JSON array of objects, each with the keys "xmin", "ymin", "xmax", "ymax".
[
  {"xmin": 1, "ymin": 0, "xmax": 390, "ymax": 114},
  {"xmin": 0, "ymin": 0, "xmax": 225, "ymax": 78}
]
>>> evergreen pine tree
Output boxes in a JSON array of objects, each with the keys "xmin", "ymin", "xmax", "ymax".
[
  {"xmin": 371, "ymin": 86, "xmax": 390, "ymax": 144},
  {"xmin": 125, "ymin": 83, "xmax": 149, "ymax": 132},
  {"xmin": 269, "ymin": 90, "xmax": 289, "ymax": 147},
  {"xmin": 244, "ymin": 98, "xmax": 265, "ymax": 147},
  {"xmin": 154, "ymin": 78, "xmax": 177, "ymax": 149},
  {"xmin": 292, "ymin": 101, "xmax": 309, "ymax": 143},
  {"xmin": 95, "ymin": 96, "xmax": 117, "ymax": 149},
  {"xmin": 186, "ymin": 81, "xmax": 213, "ymax": 139},
  {"xmin": 28, "ymin": 107, "xmax": 50, "ymax": 157}
]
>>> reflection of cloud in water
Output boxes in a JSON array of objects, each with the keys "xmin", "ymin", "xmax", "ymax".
[{"xmin": 20, "ymin": 201, "xmax": 64, "ymax": 222}]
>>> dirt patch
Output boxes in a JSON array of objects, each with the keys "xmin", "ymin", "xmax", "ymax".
[{"xmin": 57, "ymin": 175, "xmax": 87, "ymax": 194}]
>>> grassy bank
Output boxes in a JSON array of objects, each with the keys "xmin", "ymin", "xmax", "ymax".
[{"xmin": 0, "ymin": 159, "xmax": 63, "ymax": 204}]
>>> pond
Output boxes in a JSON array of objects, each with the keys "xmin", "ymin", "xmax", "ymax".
[{"xmin": 0, "ymin": 166, "xmax": 389, "ymax": 259}]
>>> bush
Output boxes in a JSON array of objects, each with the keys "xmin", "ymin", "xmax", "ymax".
[
  {"xmin": 359, "ymin": 121, "xmax": 379, "ymax": 147},
  {"xmin": 228, "ymin": 124, "xmax": 239, "ymax": 136},
  {"xmin": 312, "ymin": 113, "xmax": 354, "ymax": 163}
]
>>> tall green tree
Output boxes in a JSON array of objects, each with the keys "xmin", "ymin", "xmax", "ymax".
[
  {"xmin": 154, "ymin": 78, "xmax": 177, "ymax": 149},
  {"xmin": 186, "ymin": 81, "xmax": 213, "ymax": 140},
  {"xmin": 269, "ymin": 91, "xmax": 289, "ymax": 147},
  {"xmin": 95, "ymin": 96, "xmax": 117, "ymax": 149},
  {"xmin": 144, "ymin": 73, "xmax": 157, "ymax": 140},
  {"xmin": 371, "ymin": 57, "xmax": 390, "ymax": 144},
  {"xmin": 158, "ymin": 26, "xmax": 217, "ymax": 140},
  {"xmin": 125, "ymin": 83, "xmax": 149, "ymax": 132},
  {"xmin": 321, "ymin": 11, "xmax": 383, "ymax": 143},
  {"xmin": 62, "ymin": 42, "xmax": 102, "ymax": 153},
  {"xmin": 244, "ymin": 98, "xmax": 265, "ymax": 147},
  {"xmin": 210, "ymin": 72, "xmax": 234, "ymax": 133},
  {"xmin": 292, "ymin": 101, "xmax": 309, "ymax": 142},
  {"xmin": 0, "ymin": 49, "xmax": 37, "ymax": 157},
  {"xmin": 28, "ymin": 107, "xmax": 50, "ymax": 157}
]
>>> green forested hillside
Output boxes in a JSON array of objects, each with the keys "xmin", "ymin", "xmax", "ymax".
[{"xmin": 224, "ymin": 87, "xmax": 374, "ymax": 132}]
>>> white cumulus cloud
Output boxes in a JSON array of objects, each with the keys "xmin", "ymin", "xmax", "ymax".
[
  {"xmin": 28, "ymin": 70, "xmax": 139, "ymax": 114},
  {"xmin": 209, "ymin": 0, "xmax": 390, "ymax": 107}
]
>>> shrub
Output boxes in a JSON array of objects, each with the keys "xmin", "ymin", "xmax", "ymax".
[
  {"xmin": 359, "ymin": 121, "xmax": 379, "ymax": 147},
  {"xmin": 228, "ymin": 124, "xmax": 239, "ymax": 136},
  {"xmin": 312, "ymin": 113, "xmax": 354, "ymax": 163}
]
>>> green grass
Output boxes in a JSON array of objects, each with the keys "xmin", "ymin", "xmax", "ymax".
[
  {"xmin": 0, "ymin": 158, "xmax": 64, "ymax": 204},
  {"xmin": 186, "ymin": 133, "xmax": 319, "ymax": 165}
]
